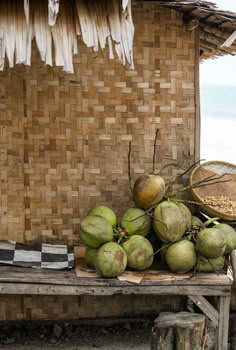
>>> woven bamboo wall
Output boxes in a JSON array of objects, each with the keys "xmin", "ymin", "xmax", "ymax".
[
  {"xmin": 0, "ymin": 2, "xmax": 197, "ymax": 320},
  {"xmin": 0, "ymin": 294, "xmax": 184, "ymax": 321},
  {"xmin": 0, "ymin": 68, "xmax": 25, "ymax": 241},
  {"xmin": 0, "ymin": 3, "xmax": 197, "ymax": 245}
]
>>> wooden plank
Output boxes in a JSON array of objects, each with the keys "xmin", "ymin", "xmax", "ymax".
[
  {"xmin": 217, "ymin": 296, "xmax": 231, "ymax": 350},
  {"xmin": 230, "ymin": 250, "xmax": 236, "ymax": 285},
  {"xmin": 0, "ymin": 283, "xmax": 231, "ymax": 296},
  {"xmin": 194, "ymin": 27, "xmax": 200, "ymax": 161},
  {"xmin": 189, "ymin": 295, "xmax": 219, "ymax": 327},
  {"xmin": 0, "ymin": 272, "xmax": 231, "ymax": 286},
  {"xmin": 0, "ymin": 266, "xmax": 232, "ymax": 286}
]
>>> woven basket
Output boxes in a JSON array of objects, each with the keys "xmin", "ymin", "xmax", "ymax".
[{"xmin": 189, "ymin": 160, "xmax": 236, "ymax": 221}]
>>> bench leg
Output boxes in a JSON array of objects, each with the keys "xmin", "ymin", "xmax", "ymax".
[{"xmin": 217, "ymin": 296, "xmax": 230, "ymax": 350}]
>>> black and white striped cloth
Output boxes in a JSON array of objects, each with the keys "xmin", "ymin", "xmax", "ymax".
[{"xmin": 0, "ymin": 241, "xmax": 74, "ymax": 269}]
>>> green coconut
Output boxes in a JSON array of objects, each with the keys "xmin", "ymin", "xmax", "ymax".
[
  {"xmin": 196, "ymin": 254, "xmax": 225, "ymax": 273},
  {"xmin": 122, "ymin": 235, "xmax": 154, "ymax": 270},
  {"xmin": 95, "ymin": 242, "xmax": 127, "ymax": 278},
  {"xmin": 132, "ymin": 174, "xmax": 165, "ymax": 210},
  {"xmin": 165, "ymin": 240, "xmax": 197, "ymax": 273},
  {"xmin": 191, "ymin": 216, "xmax": 203, "ymax": 228},
  {"xmin": 196, "ymin": 227, "xmax": 226, "ymax": 259},
  {"xmin": 84, "ymin": 248, "xmax": 98, "ymax": 269},
  {"xmin": 153, "ymin": 201, "xmax": 187, "ymax": 242},
  {"xmin": 214, "ymin": 223, "xmax": 236, "ymax": 254},
  {"xmin": 79, "ymin": 215, "xmax": 113, "ymax": 248},
  {"xmin": 160, "ymin": 242, "xmax": 171, "ymax": 262},
  {"xmin": 176, "ymin": 202, "xmax": 192, "ymax": 231},
  {"xmin": 87, "ymin": 205, "xmax": 117, "ymax": 227},
  {"xmin": 121, "ymin": 208, "xmax": 151, "ymax": 237}
]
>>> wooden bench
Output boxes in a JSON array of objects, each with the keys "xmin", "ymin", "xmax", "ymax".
[{"xmin": 0, "ymin": 265, "xmax": 232, "ymax": 350}]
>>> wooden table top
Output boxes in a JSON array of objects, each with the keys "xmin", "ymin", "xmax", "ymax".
[{"xmin": 0, "ymin": 264, "xmax": 232, "ymax": 286}]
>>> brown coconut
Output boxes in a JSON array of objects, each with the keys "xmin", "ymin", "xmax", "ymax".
[{"xmin": 132, "ymin": 174, "xmax": 165, "ymax": 210}]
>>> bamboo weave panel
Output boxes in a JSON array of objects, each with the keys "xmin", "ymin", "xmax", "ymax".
[
  {"xmin": 0, "ymin": 294, "xmax": 183, "ymax": 321},
  {"xmin": 0, "ymin": 69, "xmax": 25, "ymax": 241},
  {"xmin": 0, "ymin": 4, "xmax": 196, "ymax": 245}
]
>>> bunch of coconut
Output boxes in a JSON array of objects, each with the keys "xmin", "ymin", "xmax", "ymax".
[
  {"xmin": 80, "ymin": 172, "xmax": 236, "ymax": 277},
  {"xmin": 132, "ymin": 172, "xmax": 196, "ymax": 273},
  {"xmin": 79, "ymin": 205, "xmax": 154, "ymax": 278},
  {"xmin": 119, "ymin": 207, "xmax": 154, "ymax": 270},
  {"xmin": 152, "ymin": 200, "xmax": 199, "ymax": 273},
  {"xmin": 132, "ymin": 172, "xmax": 236, "ymax": 274},
  {"xmin": 194, "ymin": 221, "xmax": 236, "ymax": 272},
  {"xmin": 80, "ymin": 205, "xmax": 126, "ymax": 278}
]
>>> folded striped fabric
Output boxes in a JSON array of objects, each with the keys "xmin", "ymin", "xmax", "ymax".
[{"xmin": 0, "ymin": 241, "xmax": 74, "ymax": 269}]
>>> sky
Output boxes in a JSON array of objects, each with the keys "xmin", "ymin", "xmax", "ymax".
[
  {"xmin": 200, "ymin": 0, "xmax": 236, "ymax": 86},
  {"xmin": 200, "ymin": 0, "xmax": 236, "ymax": 163}
]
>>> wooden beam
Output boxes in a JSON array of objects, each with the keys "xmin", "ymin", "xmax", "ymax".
[
  {"xmin": 194, "ymin": 28, "xmax": 200, "ymax": 162},
  {"xmin": 200, "ymin": 31, "xmax": 236, "ymax": 51},
  {"xmin": 201, "ymin": 23, "xmax": 233, "ymax": 40},
  {"xmin": 221, "ymin": 30, "xmax": 236, "ymax": 47},
  {"xmin": 189, "ymin": 295, "xmax": 219, "ymax": 327},
  {"xmin": 0, "ymin": 282, "xmax": 231, "ymax": 296},
  {"xmin": 200, "ymin": 39, "xmax": 236, "ymax": 56}
]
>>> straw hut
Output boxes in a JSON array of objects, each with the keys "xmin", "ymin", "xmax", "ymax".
[{"xmin": 0, "ymin": 0, "xmax": 236, "ymax": 321}]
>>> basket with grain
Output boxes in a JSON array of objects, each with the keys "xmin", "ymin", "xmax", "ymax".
[{"xmin": 189, "ymin": 160, "xmax": 236, "ymax": 221}]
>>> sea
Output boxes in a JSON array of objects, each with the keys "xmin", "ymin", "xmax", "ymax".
[{"xmin": 200, "ymin": 85, "xmax": 236, "ymax": 164}]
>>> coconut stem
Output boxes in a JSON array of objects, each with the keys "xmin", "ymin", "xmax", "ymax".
[
  {"xmin": 164, "ymin": 159, "xmax": 203, "ymax": 195},
  {"xmin": 202, "ymin": 217, "xmax": 220, "ymax": 228},
  {"xmin": 159, "ymin": 163, "xmax": 184, "ymax": 176},
  {"xmin": 167, "ymin": 177, "xmax": 232, "ymax": 198},
  {"xmin": 152, "ymin": 242, "xmax": 173, "ymax": 256},
  {"xmin": 170, "ymin": 198, "xmax": 203, "ymax": 206},
  {"xmin": 128, "ymin": 140, "xmax": 133, "ymax": 193},
  {"xmin": 207, "ymin": 257, "xmax": 220, "ymax": 276},
  {"xmin": 152, "ymin": 128, "xmax": 159, "ymax": 173}
]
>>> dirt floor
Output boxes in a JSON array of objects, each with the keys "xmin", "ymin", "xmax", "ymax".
[
  {"xmin": 0, "ymin": 319, "xmax": 152, "ymax": 350},
  {"xmin": 2, "ymin": 313, "xmax": 236, "ymax": 350}
]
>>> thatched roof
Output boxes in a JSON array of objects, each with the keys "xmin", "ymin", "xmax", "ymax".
[
  {"xmin": 0, "ymin": 0, "xmax": 134, "ymax": 73},
  {"xmin": 157, "ymin": 0, "xmax": 236, "ymax": 59},
  {"xmin": 0, "ymin": 0, "xmax": 236, "ymax": 73}
]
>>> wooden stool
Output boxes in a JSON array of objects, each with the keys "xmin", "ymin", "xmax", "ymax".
[{"xmin": 151, "ymin": 311, "xmax": 206, "ymax": 350}]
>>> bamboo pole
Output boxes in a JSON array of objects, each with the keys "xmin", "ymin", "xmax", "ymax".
[{"xmin": 194, "ymin": 28, "xmax": 200, "ymax": 163}]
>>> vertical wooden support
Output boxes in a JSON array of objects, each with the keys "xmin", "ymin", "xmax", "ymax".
[
  {"xmin": 189, "ymin": 294, "xmax": 231, "ymax": 350},
  {"xmin": 217, "ymin": 296, "xmax": 231, "ymax": 350},
  {"xmin": 194, "ymin": 27, "xmax": 201, "ymax": 162},
  {"xmin": 230, "ymin": 250, "xmax": 236, "ymax": 285}
]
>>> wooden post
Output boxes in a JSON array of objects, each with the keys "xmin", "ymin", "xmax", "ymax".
[
  {"xmin": 150, "ymin": 312, "xmax": 175, "ymax": 350},
  {"xmin": 230, "ymin": 250, "xmax": 236, "ymax": 285},
  {"xmin": 194, "ymin": 27, "xmax": 200, "ymax": 162},
  {"xmin": 151, "ymin": 311, "xmax": 205, "ymax": 350},
  {"xmin": 217, "ymin": 296, "xmax": 231, "ymax": 350}
]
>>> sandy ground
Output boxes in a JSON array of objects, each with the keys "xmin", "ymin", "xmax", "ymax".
[
  {"xmin": 2, "ymin": 313, "xmax": 236, "ymax": 350},
  {"xmin": 0, "ymin": 320, "xmax": 151, "ymax": 350}
]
